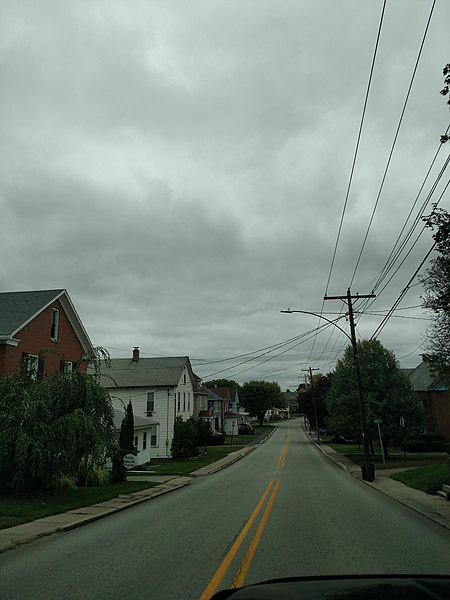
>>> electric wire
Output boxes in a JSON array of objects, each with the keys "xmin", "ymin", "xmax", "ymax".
[{"xmin": 349, "ymin": 0, "xmax": 437, "ymax": 288}]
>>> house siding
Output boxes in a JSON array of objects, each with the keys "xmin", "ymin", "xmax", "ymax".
[{"xmin": 0, "ymin": 300, "xmax": 87, "ymax": 377}]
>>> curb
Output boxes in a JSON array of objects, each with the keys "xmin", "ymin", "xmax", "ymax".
[
  {"xmin": 311, "ymin": 435, "xmax": 450, "ymax": 532},
  {"xmin": 0, "ymin": 443, "xmax": 259, "ymax": 554}
]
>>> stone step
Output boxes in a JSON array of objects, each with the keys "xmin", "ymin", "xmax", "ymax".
[
  {"xmin": 442, "ymin": 484, "xmax": 450, "ymax": 494},
  {"xmin": 437, "ymin": 490, "xmax": 449, "ymax": 500}
]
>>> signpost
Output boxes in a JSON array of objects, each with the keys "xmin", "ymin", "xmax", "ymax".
[
  {"xmin": 374, "ymin": 419, "xmax": 385, "ymax": 464},
  {"xmin": 231, "ymin": 420, "xmax": 236, "ymax": 447}
]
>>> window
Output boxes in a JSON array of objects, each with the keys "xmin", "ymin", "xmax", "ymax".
[
  {"xmin": 134, "ymin": 435, "xmax": 138, "ymax": 449},
  {"xmin": 146, "ymin": 391, "xmax": 155, "ymax": 415},
  {"xmin": 177, "ymin": 399, "xmax": 180, "ymax": 411},
  {"xmin": 60, "ymin": 360, "xmax": 73, "ymax": 373},
  {"xmin": 150, "ymin": 426, "xmax": 158, "ymax": 447},
  {"xmin": 51, "ymin": 308, "xmax": 59, "ymax": 341},
  {"xmin": 143, "ymin": 432, "xmax": 147, "ymax": 450},
  {"xmin": 183, "ymin": 392, "xmax": 186, "ymax": 411},
  {"xmin": 22, "ymin": 353, "xmax": 44, "ymax": 381}
]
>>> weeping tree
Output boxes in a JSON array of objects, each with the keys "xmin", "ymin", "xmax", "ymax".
[{"xmin": 0, "ymin": 365, "xmax": 116, "ymax": 493}]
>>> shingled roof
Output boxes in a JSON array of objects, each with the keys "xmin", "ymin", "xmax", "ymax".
[
  {"xmin": 99, "ymin": 356, "xmax": 194, "ymax": 389},
  {"xmin": 0, "ymin": 289, "xmax": 93, "ymax": 353},
  {"xmin": 0, "ymin": 289, "xmax": 65, "ymax": 337},
  {"xmin": 407, "ymin": 362, "xmax": 448, "ymax": 391}
]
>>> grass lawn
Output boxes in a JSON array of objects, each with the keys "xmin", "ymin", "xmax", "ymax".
[
  {"xmin": 390, "ymin": 462, "xmax": 450, "ymax": 494},
  {"xmin": 144, "ymin": 445, "xmax": 245, "ymax": 476},
  {"xmin": 328, "ymin": 442, "xmax": 449, "ymax": 470},
  {"xmin": 0, "ymin": 481, "xmax": 157, "ymax": 531}
]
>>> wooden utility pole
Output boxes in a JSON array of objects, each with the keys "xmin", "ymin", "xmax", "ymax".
[
  {"xmin": 302, "ymin": 367, "xmax": 320, "ymax": 444},
  {"xmin": 324, "ymin": 288, "xmax": 375, "ymax": 482}
]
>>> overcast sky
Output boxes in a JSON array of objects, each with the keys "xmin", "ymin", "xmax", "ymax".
[{"xmin": 1, "ymin": 0, "xmax": 449, "ymax": 389}]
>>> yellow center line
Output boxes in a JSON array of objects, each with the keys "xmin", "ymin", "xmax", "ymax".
[
  {"xmin": 198, "ymin": 479, "xmax": 274, "ymax": 600},
  {"xmin": 231, "ymin": 479, "xmax": 281, "ymax": 588}
]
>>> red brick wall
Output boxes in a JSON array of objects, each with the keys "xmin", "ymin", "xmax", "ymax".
[
  {"xmin": 430, "ymin": 390, "xmax": 450, "ymax": 439},
  {"xmin": 0, "ymin": 299, "xmax": 88, "ymax": 377}
]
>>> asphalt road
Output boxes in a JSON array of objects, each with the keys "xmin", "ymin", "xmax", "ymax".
[{"xmin": 1, "ymin": 421, "xmax": 449, "ymax": 600}]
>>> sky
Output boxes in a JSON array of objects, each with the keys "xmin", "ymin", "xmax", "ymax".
[{"xmin": 1, "ymin": 0, "xmax": 449, "ymax": 390}]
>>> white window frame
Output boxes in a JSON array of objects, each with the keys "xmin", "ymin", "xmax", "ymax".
[
  {"xmin": 146, "ymin": 391, "xmax": 155, "ymax": 416},
  {"xmin": 150, "ymin": 425, "xmax": 158, "ymax": 447}
]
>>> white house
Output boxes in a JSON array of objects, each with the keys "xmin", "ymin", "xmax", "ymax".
[{"xmin": 99, "ymin": 348, "xmax": 205, "ymax": 459}]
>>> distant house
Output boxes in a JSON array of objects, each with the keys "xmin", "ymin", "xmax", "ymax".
[
  {"xmin": 407, "ymin": 362, "xmax": 450, "ymax": 439},
  {"xmin": 98, "ymin": 349, "xmax": 206, "ymax": 458},
  {"xmin": 208, "ymin": 386, "xmax": 249, "ymax": 435},
  {"xmin": 0, "ymin": 289, "xmax": 93, "ymax": 379},
  {"xmin": 283, "ymin": 390, "xmax": 299, "ymax": 415}
]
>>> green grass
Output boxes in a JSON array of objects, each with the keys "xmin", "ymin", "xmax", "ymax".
[
  {"xmin": 328, "ymin": 442, "xmax": 449, "ymax": 470},
  {"xmin": 147, "ymin": 445, "xmax": 245, "ymax": 476},
  {"xmin": 390, "ymin": 462, "xmax": 450, "ymax": 494},
  {"xmin": 0, "ymin": 481, "xmax": 157, "ymax": 530}
]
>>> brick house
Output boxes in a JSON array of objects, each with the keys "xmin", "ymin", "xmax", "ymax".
[
  {"xmin": 0, "ymin": 289, "xmax": 94, "ymax": 379},
  {"xmin": 407, "ymin": 361, "xmax": 450, "ymax": 439}
]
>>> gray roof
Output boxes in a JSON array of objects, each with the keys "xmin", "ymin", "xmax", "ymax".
[
  {"xmin": 100, "ymin": 356, "xmax": 193, "ymax": 389},
  {"xmin": 0, "ymin": 289, "xmax": 65, "ymax": 336},
  {"xmin": 113, "ymin": 409, "xmax": 158, "ymax": 430},
  {"xmin": 407, "ymin": 362, "xmax": 448, "ymax": 391}
]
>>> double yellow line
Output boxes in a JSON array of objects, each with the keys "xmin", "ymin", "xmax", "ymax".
[{"xmin": 199, "ymin": 433, "xmax": 290, "ymax": 599}]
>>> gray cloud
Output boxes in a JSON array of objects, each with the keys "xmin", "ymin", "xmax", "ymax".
[{"xmin": 1, "ymin": 0, "xmax": 448, "ymax": 387}]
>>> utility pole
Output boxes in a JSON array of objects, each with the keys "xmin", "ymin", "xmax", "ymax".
[
  {"xmin": 302, "ymin": 367, "xmax": 319, "ymax": 444},
  {"xmin": 324, "ymin": 288, "xmax": 375, "ymax": 482}
]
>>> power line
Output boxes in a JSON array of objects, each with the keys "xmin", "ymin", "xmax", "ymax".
[{"xmin": 349, "ymin": 0, "xmax": 437, "ymax": 287}]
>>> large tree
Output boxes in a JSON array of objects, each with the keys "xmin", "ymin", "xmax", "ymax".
[
  {"xmin": 204, "ymin": 379, "xmax": 241, "ymax": 390},
  {"xmin": 240, "ymin": 380, "xmax": 286, "ymax": 426},
  {"xmin": 0, "ymin": 368, "xmax": 116, "ymax": 493},
  {"xmin": 421, "ymin": 206, "xmax": 450, "ymax": 380},
  {"xmin": 325, "ymin": 339, "xmax": 423, "ymax": 457}
]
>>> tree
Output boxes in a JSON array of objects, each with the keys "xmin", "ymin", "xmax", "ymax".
[
  {"xmin": 325, "ymin": 339, "xmax": 423, "ymax": 457},
  {"xmin": 171, "ymin": 417, "xmax": 200, "ymax": 459},
  {"xmin": 240, "ymin": 380, "xmax": 286, "ymax": 426},
  {"xmin": 297, "ymin": 373, "xmax": 332, "ymax": 431},
  {"xmin": 420, "ymin": 206, "xmax": 450, "ymax": 380},
  {"xmin": 204, "ymin": 379, "xmax": 241, "ymax": 390},
  {"xmin": 0, "ymin": 369, "xmax": 116, "ymax": 493},
  {"xmin": 119, "ymin": 401, "xmax": 135, "ymax": 454}
]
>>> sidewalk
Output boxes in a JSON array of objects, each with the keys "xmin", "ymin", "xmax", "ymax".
[
  {"xmin": 1, "ymin": 429, "xmax": 448, "ymax": 554},
  {"xmin": 0, "ymin": 443, "xmax": 262, "ymax": 554},
  {"xmin": 316, "ymin": 441, "xmax": 450, "ymax": 531}
]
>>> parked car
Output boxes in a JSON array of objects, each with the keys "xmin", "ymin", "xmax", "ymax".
[{"xmin": 238, "ymin": 423, "xmax": 255, "ymax": 435}]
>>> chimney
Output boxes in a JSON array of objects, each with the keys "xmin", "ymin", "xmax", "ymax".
[{"xmin": 132, "ymin": 347, "xmax": 140, "ymax": 362}]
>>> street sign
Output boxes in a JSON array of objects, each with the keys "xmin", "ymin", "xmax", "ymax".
[
  {"xmin": 374, "ymin": 418, "xmax": 382, "ymax": 424},
  {"xmin": 123, "ymin": 453, "xmax": 137, "ymax": 469}
]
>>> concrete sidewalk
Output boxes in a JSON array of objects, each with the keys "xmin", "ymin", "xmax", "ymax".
[
  {"xmin": 0, "ymin": 444, "xmax": 262, "ymax": 554},
  {"xmin": 316, "ymin": 441, "xmax": 450, "ymax": 531},
  {"xmin": 1, "ymin": 427, "xmax": 448, "ymax": 555}
]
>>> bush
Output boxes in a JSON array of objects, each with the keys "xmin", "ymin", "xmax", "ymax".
[
  {"xmin": 77, "ymin": 458, "xmax": 111, "ymax": 487},
  {"xmin": 404, "ymin": 439, "xmax": 428, "ymax": 452},
  {"xmin": 171, "ymin": 417, "xmax": 200, "ymax": 458},
  {"xmin": 420, "ymin": 433, "xmax": 445, "ymax": 443},
  {"xmin": 442, "ymin": 442, "xmax": 450, "ymax": 454},
  {"xmin": 53, "ymin": 475, "xmax": 77, "ymax": 490},
  {"xmin": 196, "ymin": 419, "xmax": 213, "ymax": 446},
  {"xmin": 208, "ymin": 433, "xmax": 226, "ymax": 446},
  {"xmin": 430, "ymin": 440, "xmax": 444, "ymax": 452}
]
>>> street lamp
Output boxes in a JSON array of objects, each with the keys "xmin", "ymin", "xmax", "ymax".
[{"xmin": 281, "ymin": 307, "xmax": 374, "ymax": 482}]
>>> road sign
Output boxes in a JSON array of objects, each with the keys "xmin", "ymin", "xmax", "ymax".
[{"xmin": 373, "ymin": 418, "xmax": 382, "ymax": 424}]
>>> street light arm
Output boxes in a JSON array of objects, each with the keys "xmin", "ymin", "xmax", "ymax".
[{"xmin": 280, "ymin": 309, "xmax": 351, "ymax": 341}]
